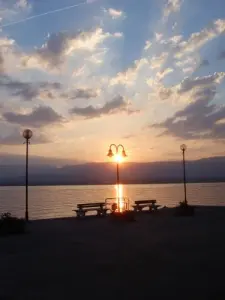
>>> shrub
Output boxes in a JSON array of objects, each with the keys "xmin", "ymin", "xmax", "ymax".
[{"xmin": 0, "ymin": 212, "xmax": 26, "ymax": 236}]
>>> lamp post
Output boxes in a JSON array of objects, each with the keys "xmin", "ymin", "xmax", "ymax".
[
  {"xmin": 23, "ymin": 129, "xmax": 33, "ymax": 221},
  {"xmin": 107, "ymin": 144, "xmax": 127, "ymax": 212},
  {"xmin": 180, "ymin": 144, "xmax": 187, "ymax": 205}
]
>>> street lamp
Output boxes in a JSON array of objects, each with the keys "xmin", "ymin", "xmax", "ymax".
[
  {"xmin": 23, "ymin": 129, "xmax": 33, "ymax": 221},
  {"xmin": 107, "ymin": 144, "xmax": 127, "ymax": 212},
  {"xmin": 180, "ymin": 144, "xmax": 187, "ymax": 205}
]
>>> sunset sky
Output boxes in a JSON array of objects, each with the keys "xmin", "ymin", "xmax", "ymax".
[{"xmin": 0, "ymin": 0, "xmax": 225, "ymax": 163}]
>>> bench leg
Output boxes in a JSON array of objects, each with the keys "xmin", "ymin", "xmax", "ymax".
[
  {"xmin": 97, "ymin": 210, "xmax": 102, "ymax": 217},
  {"xmin": 76, "ymin": 211, "xmax": 82, "ymax": 218},
  {"xmin": 77, "ymin": 211, "xmax": 85, "ymax": 218},
  {"xmin": 102, "ymin": 210, "xmax": 107, "ymax": 217}
]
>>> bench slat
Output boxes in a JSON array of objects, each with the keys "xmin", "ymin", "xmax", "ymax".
[
  {"xmin": 77, "ymin": 203, "xmax": 105, "ymax": 208},
  {"xmin": 135, "ymin": 200, "xmax": 156, "ymax": 205},
  {"xmin": 76, "ymin": 208, "xmax": 104, "ymax": 211},
  {"xmin": 132, "ymin": 204, "xmax": 160, "ymax": 208}
]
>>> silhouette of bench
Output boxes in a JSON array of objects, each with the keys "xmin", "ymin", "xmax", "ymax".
[
  {"xmin": 132, "ymin": 200, "xmax": 160, "ymax": 212},
  {"xmin": 73, "ymin": 203, "xmax": 108, "ymax": 217}
]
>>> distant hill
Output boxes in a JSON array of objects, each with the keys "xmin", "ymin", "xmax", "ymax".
[{"xmin": 1, "ymin": 154, "xmax": 225, "ymax": 185}]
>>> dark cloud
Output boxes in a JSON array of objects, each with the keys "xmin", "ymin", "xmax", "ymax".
[
  {"xmin": 152, "ymin": 85, "xmax": 225, "ymax": 140},
  {"xmin": 0, "ymin": 53, "xmax": 4, "ymax": 73},
  {"xmin": 0, "ymin": 129, "xmax": 51, "ymax": 145},
  {"xmin": 156, "ymin": 73, "xmax": 224, "ymax": 101},
  {"xmin": 35, "ymin": 32, "xmax": 70, "ymax": 68},
  {"xmin": 24, "ymin": 28, "xmax": 109, "ymax": 69},
  {"xmin": 158, "ymin": 87, "xmax": 173, "ymax": 100},
  {"xmin": 0, "ymin": 75, "xmax": 62, "ymax": 101},
  {"xmin": 178, "ymin": 73, "xmax": 224, "ymax": 94},
  {"xmin": 218, "ymin": 50, "xmax": 225, "ymax": 60},
  {"xmin": 70, "ymin": 95, "xmax": 139, "ymax": 118},
  {"xmin": 61, "ymin": 88, "xmax": 99, "ymax": 100},
  {"xmin": 70, "ymin": 88, "xmax": 99, "ymax": 99},
  {"xmin": 123, "ymin": 134, "xmax": 135, "ymax": 139},
  {"xmin": 3, "ymin": 106, "xmax": 63, "ymax": 127},
  {"xmin": 199, "ymin": 59, "xmax": 209, "ymax": 67}
]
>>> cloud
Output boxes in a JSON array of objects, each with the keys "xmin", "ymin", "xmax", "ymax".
[
  {"xmin": 144, "ymin": 41, "xmax": 152, "ymax": 51},
  {"xmin": 0, "ymin": 36, "xmax": 15, "ymax": 73},
  {"xmin": 15, "ymin": 0, "xmax": 30, "ymax": 9},
  {"xmin": 218, "ymin": 50, "xmax": 225, "ymax": 60},
  {"xmin": 0, "ymin": 128, "xmax": 51, "ymax": 145},
  {"xmin": 150, "ymin": 52, "xmax": 168, "ymax": 70},
  {"xmin": 23, "ymin": 28, "xmax": 120, "ymax": 70},
  {"xmin": 175, "ymin": 19, "xmax": 225, "ymax": 58},
  {"xmin": 156, "ymin": 68, "xmax": 174, "ymax": 80},
  {"xmin": 175, "ymin": 56, "xmax": 198, "ymax": 74},
  {"xmin": 0, "ymin": 75, "xmax": 62, "ymax": 100},
  {"xmin": 110, "ymin": 58, "xmax": 148, "ymax": 86},
  {"xmin": 152, "ymin": 74, "xmax": 225, "ymax": 140},
  {"xmin": 163, "ymin": 0, "xmax": 182, "ymax": 19},
  {"xmin": 155, "ymin": 33, "xmax": 163, "ymax": 42},
  {"xmin": 3, "ymin": 106, "xmax": 63, "ymax": 127},
  {"xmin": 86, "ymin": 0, "xmax": 99, "ymax": 3},
  {"xmin": 0, "ymin": 0, "xmax": 31, "ymax": 22},
  {"xmin": 70, "ymin": 95, "xmax": 139, "ymax": 118},
  {"xmin": 107, "ymin": 8, "xmax": 123, "ymax": 19}
]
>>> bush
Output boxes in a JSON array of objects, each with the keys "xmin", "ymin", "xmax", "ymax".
[{"xmin": 0, "ymin": 212, "xmax": 26, "ymax": 236}]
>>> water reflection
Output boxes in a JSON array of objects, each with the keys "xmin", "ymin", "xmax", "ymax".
[
  {"xmin": 115, "ymin": 184, "xmax": 125, "ymax": 212},
  {"xmin": 0, "ymin": 183, "xmax": 225, "ymax": 219}
]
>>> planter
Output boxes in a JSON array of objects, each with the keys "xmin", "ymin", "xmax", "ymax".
[
  {"xmin": 174, "ymin": 203, "xmax": 195, "ymax": 217},
  {"xmin": 111, "ymin": 210, "xmax": 136, "ymax": 222},
  {"xmin": 0, "ymin": 213, "xmax": 26, "ymax": 236}
]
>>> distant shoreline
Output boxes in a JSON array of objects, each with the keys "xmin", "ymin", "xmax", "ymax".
[{"xmin": 1, "ymin": 180, "xmax": 225, "ymax": 187}]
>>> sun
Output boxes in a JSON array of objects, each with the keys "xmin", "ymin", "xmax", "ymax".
[{"xmin": 114, "ymin": 154, "xmax": 123, "ymax": 163}]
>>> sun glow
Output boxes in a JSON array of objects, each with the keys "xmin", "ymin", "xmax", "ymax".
[
  {"xmin": 114, "ymin": 153, "xmax": 123, "ymax": 163},
  {"xmin": 115, "ymin": 184, "xmax": 125, "ymax": 212}
]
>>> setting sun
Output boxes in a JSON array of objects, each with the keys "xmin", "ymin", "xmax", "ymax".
[{"xmin": 114, "ymin": 154, "xmax": 123, "ymax": 163}]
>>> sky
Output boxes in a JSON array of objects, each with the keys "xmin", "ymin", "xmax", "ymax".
[{"xmin": 0, "ymin": 0, "xmax": 225, "ymax": 163}]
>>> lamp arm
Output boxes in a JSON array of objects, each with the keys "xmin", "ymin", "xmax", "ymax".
[
  {"xmin": 117, "ymin": 144, "xmax": 125, "ymax": 152},
  {"xmin": 109, "ymin": 144, "xmax": 118, "ymax": 153}
]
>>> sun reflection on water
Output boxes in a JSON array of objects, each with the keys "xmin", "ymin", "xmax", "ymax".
[{"xmin": 115, "ymin": 184, "xmax": 125, "ymax": 212}]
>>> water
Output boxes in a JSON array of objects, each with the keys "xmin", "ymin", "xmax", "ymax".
[{"xmin": 0, "ymin": 183, "xmax": 225, "ymax": 220}]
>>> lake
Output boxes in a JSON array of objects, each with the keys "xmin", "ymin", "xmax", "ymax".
[{"xmin": 0, "ymin": 183, "xmax": 225, "ymax": 220}]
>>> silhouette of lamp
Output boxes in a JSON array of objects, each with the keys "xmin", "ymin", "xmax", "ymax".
[
  {"xmin": 107, "ymin": 144, "xmax": 127, "ymax": 212},
  {"xmin": 180, "ymin": 144, "xmax": 187, "ymax": 205},
  {"xmin": 23, "ymin": 129, "xmax": 33, "ymax": 221}
]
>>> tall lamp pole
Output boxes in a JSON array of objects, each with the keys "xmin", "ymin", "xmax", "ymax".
[
  {"xmin": 23, "ymin": 129, "xmax": 33, "ymax": 221},
  {"xmin": 180, "ymin": 144, "xmax": 187, "ymax": 205},
  {"xmin": 107, "ymin": 144, "xmax": 127, "ymax": 212}
]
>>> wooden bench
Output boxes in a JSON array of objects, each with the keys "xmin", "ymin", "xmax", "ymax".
[
  {"xmin": 132, "ymin": 200, "xmax": 160, "ymax": 212},
  {"xmin": 73, "ymin": 203, "xmax": 108, "ymax": 218}
]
